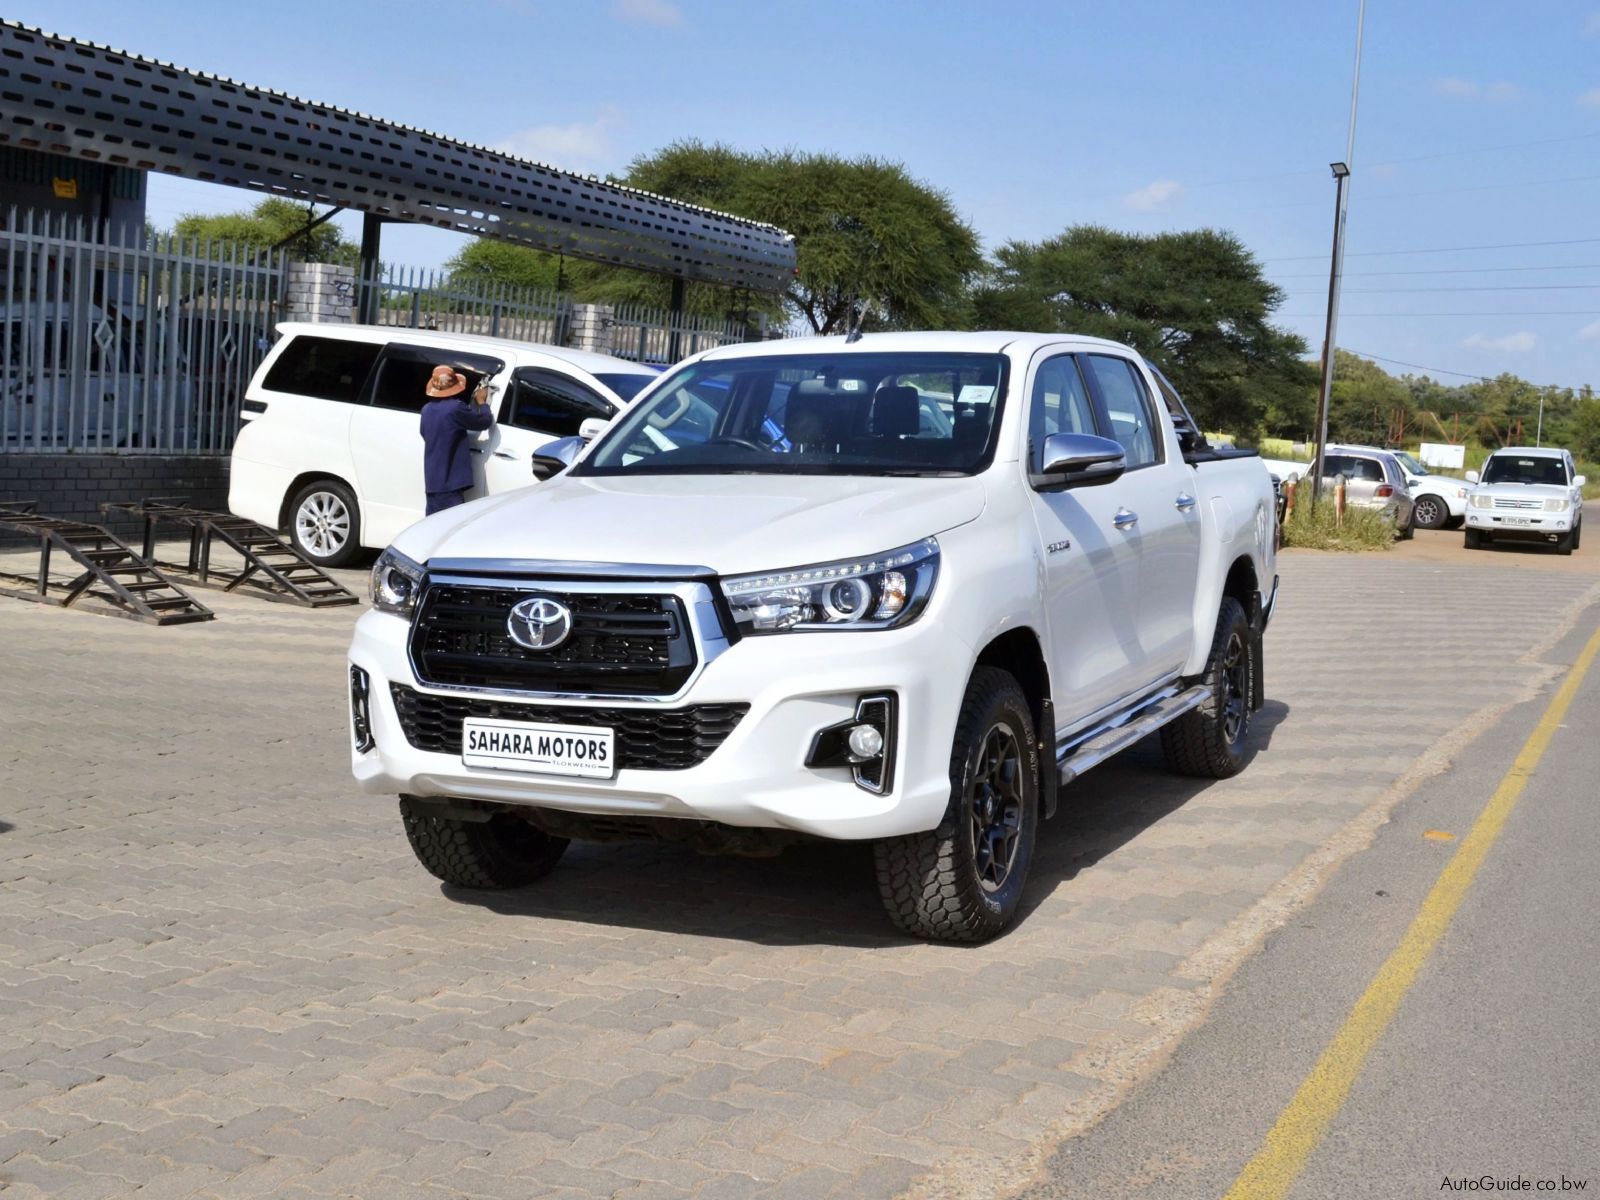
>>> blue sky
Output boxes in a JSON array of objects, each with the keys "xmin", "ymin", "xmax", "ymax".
[{"xmin": 22, "ymin": 0, "xmax": 1600, "ymax": 389}]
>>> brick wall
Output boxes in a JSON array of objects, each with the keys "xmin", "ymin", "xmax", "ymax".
[{"xmin": 0, "ymin": 454, "xmax": 231, "ymax": 543}]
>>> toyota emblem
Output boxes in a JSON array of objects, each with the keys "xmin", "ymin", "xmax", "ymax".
[{"xmin": 507, "ymin": 596, "xmax": 573, "ymax": 651}]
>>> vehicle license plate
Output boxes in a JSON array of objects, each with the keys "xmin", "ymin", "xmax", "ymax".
[
  {"xmin": 1501, "ymin": 516, "xmax": 1532, "ymax": 526},
  {"xmin": 462, "ymin": 718, "xmax": 616, "ymax": 778}
]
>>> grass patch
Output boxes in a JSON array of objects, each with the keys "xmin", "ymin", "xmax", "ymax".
[{"xmin": 1281, "ymin": 501, "xmax": 1395, "ymax": 552}]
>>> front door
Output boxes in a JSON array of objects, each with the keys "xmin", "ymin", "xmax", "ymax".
[
  {"xmin": 1024, "ymin": 352, "xmax": 1149, "ymax": 729},
  {"xmin": 479, "ymin": 367, "xmax": 617, "ymax": 496}
]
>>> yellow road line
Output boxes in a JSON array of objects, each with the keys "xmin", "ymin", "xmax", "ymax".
[{"xmin": 1223, "ymin": 621, "xmax": 1600, "ymax": 1200}]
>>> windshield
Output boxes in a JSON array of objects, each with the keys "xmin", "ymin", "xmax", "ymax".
[
  {"xmin": 577, "ymin": 352, "xmax": 1008, "ymax": 477},
  {"xmin": 595, "ymin": 372, "xmax": 658, "ymax": 403},
  {"xmin": 1481, "ymin": 454, "xmax": 1569, "ymax": 486},
  {"xmin": 1392, "ymin": 451, "xmax": 1426, "ymax": 477}
]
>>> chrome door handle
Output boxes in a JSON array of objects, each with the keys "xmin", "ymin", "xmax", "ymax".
[
  {"xmin": 1113, "ymin": 508, "xmax": 1139, "ymax": 529},
  {"xmin": 492, "ymin": 450, "xmax": 518, "ymax": 460},
  {"xmin": 1175, "ymin": 493, "xmax": 1197, "ymax": 511}
]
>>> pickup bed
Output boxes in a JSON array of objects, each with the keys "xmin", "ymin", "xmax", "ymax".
[{"xmin": 349, "ymin": 331, "xmax": 1279, "ymax": 941}]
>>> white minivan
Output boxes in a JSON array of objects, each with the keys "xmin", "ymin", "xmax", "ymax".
[{"xmin": 229, "ymin": 324, "xmax": 660, "ymax": 565}]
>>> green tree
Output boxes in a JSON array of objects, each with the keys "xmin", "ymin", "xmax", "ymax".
[
  {"xmin": 1327, "ymin": 350, "xmax": 1410, "ymax": 444},
  {"xmin": 974, "ymin": 226, "xmax": 1311, "ymax": 435},
  {"xmin": 170, "ymin": 198, "xmax": 358, "ymax": 265}
]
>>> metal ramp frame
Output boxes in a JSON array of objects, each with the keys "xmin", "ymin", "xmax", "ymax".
[
  {"xmin": 100, "ymin": 499, "xmax": 360, "ymax": 609},
  {"xmin": 0, "ymin": 502, "xmax": 214, "ymax": 625}
]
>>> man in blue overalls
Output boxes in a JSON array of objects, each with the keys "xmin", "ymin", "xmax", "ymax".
[{"xmin": 420, "ymin": 365, "xmax": 495, "ymax": 515}]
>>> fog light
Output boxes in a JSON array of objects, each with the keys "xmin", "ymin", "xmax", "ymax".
[
  {"xmin": 806, "ymin": 693, "xmax": 898, "ymax": 794},
  {"xmin": 847, "ymin": 723, "xmax": 884, "ymax": 760},
  {"xmin": 350, "ymin": 664, "xmax": 375, "ymax": 753}
]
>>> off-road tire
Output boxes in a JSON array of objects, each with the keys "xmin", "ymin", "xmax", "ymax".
[
  {"xmin": 399, "ymin": 797, "xmax": 569, "ymax": 889},
  {"xmin": 1161, "ymin": 597, "xmax": 1254, "ymax": 779},
  {"xmin": 1412, "ymin": 494, "xmax": 1448, "ymax": 530},
  {"xmin": 873, "ymin": 667, "xmax": 1039, "ymax": 943},
  {"xmin": 1465, "ymin": 529, "xmax": 1484, "ymax": 550},
  {"xmin": 288, "ymin": 479, "xmax": 363, "ymax": 567}
]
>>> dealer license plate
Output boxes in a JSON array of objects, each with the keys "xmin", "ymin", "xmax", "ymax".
[{"xmin": 462, "ymin": 718, "xmax": 616, "ymax": 778}]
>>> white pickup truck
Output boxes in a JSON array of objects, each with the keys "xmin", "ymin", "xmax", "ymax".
[{"xmin": 348, "ymin": 333, "xmax": 1279, "ymax": 941}]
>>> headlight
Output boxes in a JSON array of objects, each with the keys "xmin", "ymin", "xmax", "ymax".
[
  {"xmin": 1470, "ymin": 493, "xmax": 1494, "ymax": 509},
  {"xmin": 722, "ymin": 538, "xmax": 939, "ymax": 635},
  {"xmin": 1543, "ymin": 498, "xmax": 1570, "ymax": 512},
  {"xmin": 369, "ymin": 547, "xmax": 424, "ymax": 616}
]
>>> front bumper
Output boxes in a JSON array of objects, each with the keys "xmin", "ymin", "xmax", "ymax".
[
  {"xmin": 348, "ymin": 609, "xmax": 971, "ymax": 841},
  {"xmin": 1464, "ymin": 509, "xmax": 1574, "ymax": 540}
]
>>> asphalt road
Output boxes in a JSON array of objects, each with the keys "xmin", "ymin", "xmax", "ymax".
[{"xmin": 1020, "ymin": 613, "xmax": 1600, "ymax": 1200}]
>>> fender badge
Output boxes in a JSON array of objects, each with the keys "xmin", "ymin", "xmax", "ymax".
[{"xmin": 1047, "ymin": 540, "xmax": 1072, "ymax": 555}]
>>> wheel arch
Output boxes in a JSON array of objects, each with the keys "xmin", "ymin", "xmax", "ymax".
[
  {"xmin": 278, "ymin": 471, "xmax": 358, "ymax": 532},
  {"xmin": 973, "ymin": 625, "xmax": 1059, "ymax": 818}
]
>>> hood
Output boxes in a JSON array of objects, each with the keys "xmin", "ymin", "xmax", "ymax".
[
  {"xmin": 392, "ymin": 473, "xmax": 989, "ymax": 576},
  {"xmin": 1472, "ymin": 482, "xmax": 1574, "ymax": 500}
]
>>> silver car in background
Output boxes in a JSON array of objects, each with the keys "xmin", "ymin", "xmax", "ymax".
[{"xmin": 1313, "ymin": 445, "xmax": 1415, "ymax": 538}]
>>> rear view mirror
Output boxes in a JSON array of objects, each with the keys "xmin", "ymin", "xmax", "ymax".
[
  {"xmin": 1035, "ymin": 433, "xmax": 1127, "ymax": 491},
  {"xmin": 1575, "ymin": 474, "xmax": 1588, "ymax": 488},
  {"xmin": 1465, "ymin": 470, "xmax": 1480, "ymax": 483},
  {"xmin": 578, "ymin": 417, "xmax": 608, "ymax": 441},
  {"xmin": 531, "ymin": 435, "xmax": 584, "ymax": 481}
]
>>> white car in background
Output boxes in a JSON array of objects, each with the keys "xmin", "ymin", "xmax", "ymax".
[
  {"xmin": 229, "ymin": 324, "xmax": 658, "ymax": 565},
  {"xmin": 1464, "ymin": 446, "xmax": 1585, "ymax": 555}
]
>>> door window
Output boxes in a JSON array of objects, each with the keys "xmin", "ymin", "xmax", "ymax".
[
  {"xmin": 506, "ymin": 369, "xmax": 615, "ymax": 437},
  {"xmin": 1028, "ymin": 355, "xmax": 1100, "ymax": 471},
  {"xmin": 261, "ymin": 336, "xmax": 380, "ymax": 403},
  {"xmin": 369, "ymin": 346, "xmax": 504, "ymax": 413},
  {"xmin": 1082, "ymin": 355, "xmax": 1163, "ymax": 468}
]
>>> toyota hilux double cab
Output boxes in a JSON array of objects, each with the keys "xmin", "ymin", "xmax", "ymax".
[
  {"xmin": 1464, "ymin": 446, "xmax": 1586, "ymax": 554},
  {"xmin": 348, "ymin": 333, "xmax": 1279, "ymax": 941}
]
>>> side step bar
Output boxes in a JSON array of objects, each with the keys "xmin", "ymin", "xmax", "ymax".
[{"xmin": 1056, "ymin": 683, "xmax": 1210, "ymax": 785}]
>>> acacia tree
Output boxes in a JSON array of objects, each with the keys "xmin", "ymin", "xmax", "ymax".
[
  {"xmin": 974, "ymin": 225, "xmax": 1312, "ymax": 435},
  {"xmin": 171, "ymin": 198, "xmax": 358, "ymax": 264}
]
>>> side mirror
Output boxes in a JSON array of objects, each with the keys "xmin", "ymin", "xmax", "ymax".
[
  {"xmin": 530, "ymin": 435, "xmax": 584, "ymax": 481},
  {"xmin": 1575, "ymin": 474, "xmax": 1588, "ymax": 488},
  {"xmin": 1035, "ymin": 433, "xmax": 1127, "ymax": 491},
  {"xmin": 578, "ymin": 416, "xmax": 609, "ymax": 442},
  {"xmin": 1465, "ymin": 470, "xmax": 1480, "ymax": 483}
]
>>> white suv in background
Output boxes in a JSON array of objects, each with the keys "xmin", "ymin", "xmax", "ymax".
[
  {"xmin": 229, "ymin": 324, "xmax": 659, "ymax": 565},
  {"xmin": 1465, "ymin": 447, "xmax": 1585, "ymax": 554}
]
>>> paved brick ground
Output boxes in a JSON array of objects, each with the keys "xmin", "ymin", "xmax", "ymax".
[{"xmin": 1, "ymin": 548, "xmax": 1596, "ymax": 1199}]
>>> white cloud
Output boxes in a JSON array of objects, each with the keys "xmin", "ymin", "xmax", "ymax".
[
  {"xmin": 1123, "ymin": 179, "xmax": 1186, "ymax": 212},
  {"xmin": 1578, "ymin": 319, "xmax": 1600, "ymax": 342},
  {"xmin": 1580, "ymin": 87, "xmax": 1600, "ymax": 109},
  {"xmin": 1432, "ymin": 77, "xmax": 1519, "ymax": 101},
  {"xmin": 612, "ymin": 0, "xmax": 682, "ymax": 26},
  {"xmin": 1583, "ymin": 11, "xmax": 1600, "ymax": 37},
  {"xmin": 495, "ymin": 107, "xmax": 622, "ymax": 174},
  {"xmin": 1462, "ymin": 331, "xmax": 1538, "ymax": 353}
]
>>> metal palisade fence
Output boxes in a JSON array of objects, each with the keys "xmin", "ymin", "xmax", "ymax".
[
  {"xmin": 608, "ymin": 301, "xmax": 761, "ymax": 365},
  {"xmin": 2, "ymin": 208, "xmax": 285, "ymax": 454},
  {"xmin": 359, "ymin": 263, "xmax": 571, "ymax": 344}
]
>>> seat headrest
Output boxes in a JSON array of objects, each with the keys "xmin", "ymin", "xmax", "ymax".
[
  {"xmin": 786, "ymin": 388, "xmax": 846, "ymax": 448},
  {"xmin": 870, "ymin": 385, "xmax": 921, "ymax": 436}
]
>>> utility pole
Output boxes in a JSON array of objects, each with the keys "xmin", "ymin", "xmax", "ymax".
[{"xmin": 1309, "ymin": 0, "xmax": 1367, "ymax": 507}]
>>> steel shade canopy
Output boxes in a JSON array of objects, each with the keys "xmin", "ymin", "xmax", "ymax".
[{"xmin": 0, "ymin": 20, "xmax": 797, "ymax": 291}]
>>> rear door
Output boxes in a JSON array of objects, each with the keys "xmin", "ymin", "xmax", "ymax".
[
  {"xmin": 480, "ymin": 367, "xmax": 617, "ymax": 495},
  {"xmin": 347, "ymin": 344, "xmax": 504, "ymax": 547}
]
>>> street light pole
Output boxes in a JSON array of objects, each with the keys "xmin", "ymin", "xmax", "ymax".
[
  {"xmin": 1310, "ymin": 162, "xmax": 1351, "ymax": 506},
  {"xmin": 1308, "ymin": 0, "xmax": 1367, "ymax": 508}
]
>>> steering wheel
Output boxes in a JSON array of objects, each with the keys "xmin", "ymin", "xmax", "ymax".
[
  {"xmin": 647, "ymin": 391, "xmax": 693, "ymax": 429},
  {"xmin": 705, "ymin": 435, "xmax": 768, "ymax": 453}
]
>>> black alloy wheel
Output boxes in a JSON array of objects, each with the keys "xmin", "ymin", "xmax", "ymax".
[{"xmin": 970, "ymin": 723, "xmax": 1025, "ymax": 894}]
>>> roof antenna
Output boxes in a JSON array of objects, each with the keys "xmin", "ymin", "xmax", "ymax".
[{"xmin": 844, "ymin": 295, "xmax": 867, "ymax": 343}]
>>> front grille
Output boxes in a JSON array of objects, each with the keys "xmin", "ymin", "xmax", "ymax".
[
  {"xmin": 1492, "ymin": 497, "xmax": 1541, "ymax": 510},
  {"xmin": 390, "ymin": 685, "xmax": 748, "ymax": 771},
  {"xmin": 410, "ymin": 584, "xmax": 697, "ymax": 696}
]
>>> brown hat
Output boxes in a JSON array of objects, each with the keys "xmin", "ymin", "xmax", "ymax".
[{"xmin": 425, "ymin": 365, "xmax": 467, "ymax": 398}]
